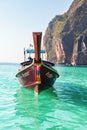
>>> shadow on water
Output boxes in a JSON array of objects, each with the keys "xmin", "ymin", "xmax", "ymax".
[
  {"xmin": 14, "ymin": 86, "xmax": 58, "ymax": 129},
  {"xmin": 14, "ymin": 83, "xmax": 87, "ymax": 129},
  {"xmin": 54, "ymin": 81, "xmax": 87, "ymax": 107}
]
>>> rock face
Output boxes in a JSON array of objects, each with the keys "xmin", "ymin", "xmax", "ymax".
[{"xmin": 43, "ymin": 0, "xmax": 87, "ymax": 65}]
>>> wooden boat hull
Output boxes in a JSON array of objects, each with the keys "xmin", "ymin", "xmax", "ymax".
[{"xmin": 16, "ymin": 63, "xmax": 59, "ymax": 93}]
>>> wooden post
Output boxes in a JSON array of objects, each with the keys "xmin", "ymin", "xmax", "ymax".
[
  {"xmin": 24, "ymin": 48, "xmax": 26, "ymax": 61},
  {"xmin": 34, "ymin": 85, "xmax": 39, "ymax": 95}
]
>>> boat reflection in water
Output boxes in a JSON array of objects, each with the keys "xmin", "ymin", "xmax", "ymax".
[{"xmin": 15, "ymin": 86, "xmax": 58, "ymax": 129}]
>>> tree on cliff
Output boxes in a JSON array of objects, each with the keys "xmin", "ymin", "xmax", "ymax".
[{"xmin": 44, "ymin": 0, "xmax": 87, "ymax": 65}]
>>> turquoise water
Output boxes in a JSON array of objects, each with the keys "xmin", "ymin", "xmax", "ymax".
[{"xmin": 0, "ymin": 63, "xmax": 87, "ymax": 130}]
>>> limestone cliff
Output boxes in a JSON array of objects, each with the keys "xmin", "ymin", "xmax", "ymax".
[{"xmin": 44, "ymin": 0, "xmax": 87, "ymax": 65}]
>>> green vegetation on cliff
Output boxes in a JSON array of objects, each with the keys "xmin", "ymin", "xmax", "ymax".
[{"xmin": 44, "ymin": 0, "xmax": 87, "ymax": 65}]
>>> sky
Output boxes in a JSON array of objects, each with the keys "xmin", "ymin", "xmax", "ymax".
[{"xmin": 0, "ymin": 0, "xmax": 73, "ymax": 63}]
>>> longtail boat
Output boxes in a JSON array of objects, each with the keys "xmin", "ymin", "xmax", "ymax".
[{"xmin": 16, "ymin": 32, "xmax": 59, "ymax": 94}]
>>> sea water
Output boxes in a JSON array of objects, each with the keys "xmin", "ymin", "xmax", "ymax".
[{"xmin": 0, "ymin": 63, "xmax": 87, "ymax": 130}]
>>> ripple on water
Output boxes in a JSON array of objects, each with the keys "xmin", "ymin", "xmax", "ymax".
[{"xmin": 0, "ymin": 65, "xmax": 87, "ymax": 130}]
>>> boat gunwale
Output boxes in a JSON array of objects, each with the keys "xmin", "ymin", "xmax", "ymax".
[
  {"xmin": 16, "ymin": 62, "xmax": 34, "ymax": 77},
  {"xmin": 42, "ymin": 63, "xmax": 59, "ymax": 77},
  {"xmin": 16, "ymin": 60, "xmax": 59, "ymax": 78}
]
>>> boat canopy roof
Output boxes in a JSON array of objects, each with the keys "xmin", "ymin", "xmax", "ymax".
[{"xmin": 26, "ymin": 49, "xmax": 45, "ymax": 53}]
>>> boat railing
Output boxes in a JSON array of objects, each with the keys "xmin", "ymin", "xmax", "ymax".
[{"xmin": 24, "ymin": 48, "xmax": 46, "ymax": 62}]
